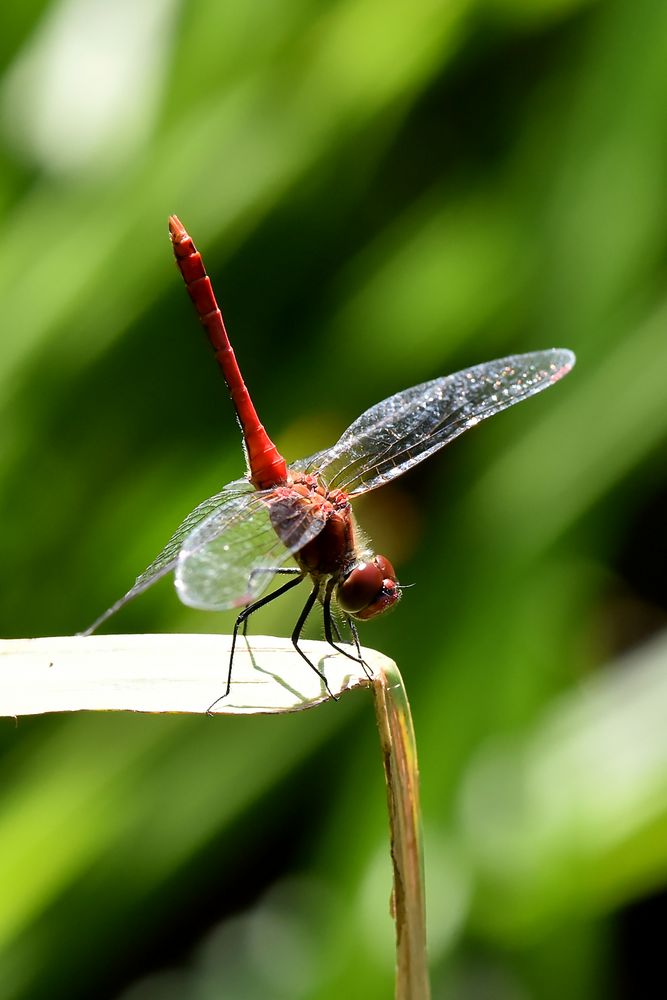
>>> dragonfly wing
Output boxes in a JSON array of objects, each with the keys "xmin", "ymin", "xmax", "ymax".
[
  {"xmin": 298, "ymin": 350, "xmax": 575, "ymax": 495},
  {"xmin": 83, "ymin": 479, "xmax": 255, "ymax": 633},
  {"xmin": 175, "ymin": 490, "xmax": 327, "ymax": 610}
]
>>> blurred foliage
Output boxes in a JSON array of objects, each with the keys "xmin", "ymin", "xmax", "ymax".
[{"xmin": 1, "ymin": 0, "xmax": 666, "ymax": 996}]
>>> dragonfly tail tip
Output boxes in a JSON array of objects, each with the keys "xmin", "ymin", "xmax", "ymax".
[{"xmin": 168, "ymin": 215, "xmax": 186, "ymax": 242}]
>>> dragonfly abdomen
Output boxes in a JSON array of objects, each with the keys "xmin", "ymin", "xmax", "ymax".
[{"xmin": 169, "ymin": 216, "xmax": 288, "ymax": 490}]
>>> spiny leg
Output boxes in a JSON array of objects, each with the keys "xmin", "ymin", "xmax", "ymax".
[
  {"xmin": 347, "ymin": 615, "xmax": 362, "ymax": 658},
  {"xmin": 346, "ymin": 616, "xmax": 372, "ymax": 681},
  {"xmin": 241, "ymin": 567, "xmax": 302, "ymax": 638},
  {"xmin": 207, "ymin": 572, "xmax": 305, "ymax": 713},
  {"xmin": 291, "ymin": 582, "xmax": 338, "ymax": 701},
  {"xmin": 322, "ymin": 580, "xmax": 373, "ymax": 681},
  {"xmin": 330, "ymin": 615, "xmax": 343, "ymax": 643}
]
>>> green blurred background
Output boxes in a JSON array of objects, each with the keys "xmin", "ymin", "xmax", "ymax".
[{"xmin": 1, "ymin": 0, "xmax": 666, "ymax": 996}]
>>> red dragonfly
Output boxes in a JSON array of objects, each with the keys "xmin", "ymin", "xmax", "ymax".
[{"xmin": 87, "ymin": 216, "xmax": 575, "ymax": 704}]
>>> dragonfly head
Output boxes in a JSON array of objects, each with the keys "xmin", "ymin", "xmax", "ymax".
[{"xmin": 336, "ymin": 554, "xmax": 400, "ymax": 620}]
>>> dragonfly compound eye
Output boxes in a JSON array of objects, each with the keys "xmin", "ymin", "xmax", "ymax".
[
  {"xmin": 373, "ymin": 554, "xmax": 397, "ymax": 582},
  {"xmin": 336, "ymin": 554, "xmax": 401, "ymax": 619},
  {"xmin": 336, "ymin": 561, "xmax": 384, "ymax": 614}
]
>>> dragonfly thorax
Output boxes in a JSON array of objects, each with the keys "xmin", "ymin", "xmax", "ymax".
[
  {"xmin": 282, "ymin": 472, "xmax": 401, "ymax": 618},
  {"xmin": 336, "ymin": 554, "xmax": 400, "ymax": 620}
]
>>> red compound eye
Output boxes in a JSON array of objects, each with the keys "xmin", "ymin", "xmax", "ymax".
[
  {"xmin": 336, "ymin": 554, "xmax": 400, "ymax": 619},
  {"xmin": 374, "ymin": 554, "xmax": 396, "ymax": 581},
  {"xmin": 337, "ymin": 561, "xmax": 383, "ymax": 614}
]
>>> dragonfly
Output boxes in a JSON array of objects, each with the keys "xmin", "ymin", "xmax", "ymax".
[{"xmin": 86, "ymin": 216, "xmax": 575, "ymax": 706}]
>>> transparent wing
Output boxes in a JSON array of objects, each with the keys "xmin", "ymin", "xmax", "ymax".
[
  {"xmin": 295, "ymin": 349, "xmax": 575, "ymax": 495},
  {"xmin": 83, "ymin": 479, "xmax": 254, "ymax": 633},
  {"xmin": 175, "ymin": 490, "xmax": 328, "ymax": 610}
]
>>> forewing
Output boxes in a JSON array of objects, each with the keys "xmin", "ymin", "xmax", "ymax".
[
  {"xmin": 297, "ymin": 350, "xmax": 575, "ymax": 495},
  {"xmin": 83, "ymin": 479, "xmax": 254, "ymax": 633},
  {"xmin": 175, "ymin": 490, "xmax": 327, "ymax": 610}
]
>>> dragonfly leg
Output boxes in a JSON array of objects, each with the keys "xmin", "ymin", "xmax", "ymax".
[
  {"xmin": 247, "ymin": 566, "xmax": 302, "ymax": 584},
  {"xmin": 207, "ymin": 573, "xmax": 305, "ymax": 714},
  {"xmin": 346, "ymin": 616, "xmax": 373, "ymax": 682},
  {"xmin": 330, "ymin": 614, "xmax": 343, "ymax": 643},
  {"xmin": 346, "ymin": 615, "xmax": 361, "ymax": 656},
  {"xmin": 323, "ymin": 581, "xmax": 373, "ymax": 682},
  {"xmin": 241, "ymin": 567, "xmax": 302, "ymax": 637},
  {"xmin": 291, "ymin": 583, "xmax": 338, "ymax": 701}
]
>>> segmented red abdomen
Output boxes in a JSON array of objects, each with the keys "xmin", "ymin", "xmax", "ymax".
[{"xmin": 169, "ymin": 216, "xmax": 288, "ymax": 490}]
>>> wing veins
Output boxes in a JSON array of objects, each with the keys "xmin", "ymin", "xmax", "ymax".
[{"xmin": 319, "ymin": 352, "xmax": 571, "ymax": 495}]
